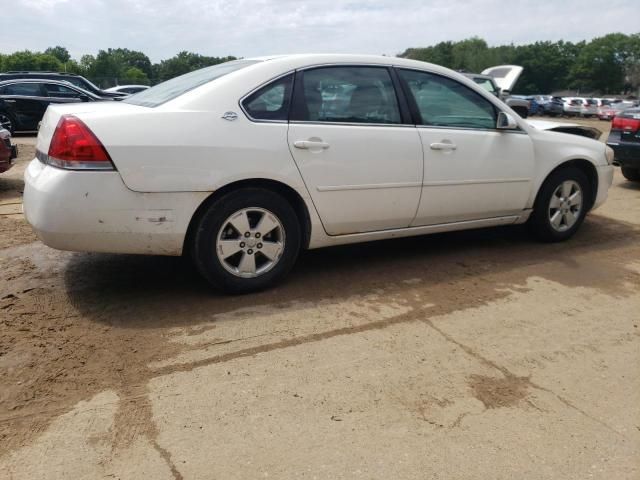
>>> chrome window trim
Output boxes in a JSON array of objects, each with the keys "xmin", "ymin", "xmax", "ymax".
[
  {"xmin": 238, "ymin": 61, "xmax": 527, "ymax": 133},
  {"xmin": 289, "ymin": 120, "xmax": 414, "ymax": 128},
  {"xmin": 416, "ymin": 124, "xmax": 527, "ymax": 135}
]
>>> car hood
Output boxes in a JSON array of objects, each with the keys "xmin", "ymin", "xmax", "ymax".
[
  {"xmin": 481, "ymin": 65, "xmax": 523, "ymax": 93},
  {"xmin": 527, "ymin": 119, "xmax": 603, "ymax": 140}
]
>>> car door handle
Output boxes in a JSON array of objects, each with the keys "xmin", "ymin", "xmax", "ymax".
[
  {"xmin": 4, "ymin": 99, "xmax": 16, "ymax": 103},
  {"xmin": 294, "ymin": 140, "xmax": 330, "ymax": 150},
  {"xmin": 430, "ymin": 142, "xmax": 457, "ymax": 151}
]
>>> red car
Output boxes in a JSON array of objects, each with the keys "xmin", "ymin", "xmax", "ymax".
[{"xmin": 0, "ymin": 128, "xmax": 18, "ymax": 173}]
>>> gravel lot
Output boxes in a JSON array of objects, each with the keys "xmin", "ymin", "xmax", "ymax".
[{"xmin": 1, "ymin": 120, "xmax": 639, "ymax": 479}]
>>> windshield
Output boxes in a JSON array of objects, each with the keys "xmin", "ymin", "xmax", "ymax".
[
  {"xmin": 64, "ymin": 76, "xmax": 102, "ymax": 92},
  {"xmin": 124, "ymin": 60, "xmax": 260, "ymax": 107},
  {"xmin": 471, "ymin": 78, "xmax": 498, "ymax": 96}
]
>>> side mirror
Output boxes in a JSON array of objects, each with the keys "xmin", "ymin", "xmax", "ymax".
[{"xmin": 497, "ymin": 111, "xmax": 518, "ymax": 130}]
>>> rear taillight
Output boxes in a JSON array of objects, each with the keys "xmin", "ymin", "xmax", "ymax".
[
  {"xmin": 612, "ymin": 115, "xmax": 640, "ymax": 133},
  {"xmin": 44, "ymin": 115, "xmax": 114, "ymax": 170}
]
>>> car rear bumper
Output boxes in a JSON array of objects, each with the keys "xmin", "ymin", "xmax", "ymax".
[
  {"xmin": 606, "ymin": 133, "xmax": 640, "ymax": 169},
  {"xmin": 23, "ymin": 159, "xmax": 208, "ymax": 255}
]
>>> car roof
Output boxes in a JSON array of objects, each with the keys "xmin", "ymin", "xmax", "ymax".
[
  {"xmin": 0, "ymin": 78, "xmax": 77, "ymax": 86},
  {"xmin": 1, "ymin": 71, "xmax": 81, "ymax": 77},
  {"xmin": 245, "ymin": 53, "xmax": 459, "ymax": 73},
  {"xmin": 0, "ymin": 78, "xmax": 100, "ymax": 97}
]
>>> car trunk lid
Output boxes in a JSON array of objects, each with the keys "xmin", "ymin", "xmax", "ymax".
[{"xmin": 36, "ymin": 102, "xmax": 149, "ymax": 156}]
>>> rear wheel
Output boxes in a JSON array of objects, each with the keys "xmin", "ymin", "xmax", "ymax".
[
  {"xmin": 192, "ymin": 188, "xmax": 301, "ymax": 293},
  {"xmin": 528, "ymin": 167, "xmax": 590, "ymax": 242},
  {"xmin": 0, "ymin": 112, "xmax": 15, "ymax": 134},
  {"xmin": 621, "ymin": 167, "xmax": 640, "ymax": 182}
]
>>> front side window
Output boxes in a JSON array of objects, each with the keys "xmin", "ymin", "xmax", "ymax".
[
  {"xmin": 242, "ymin": 74, "xmax": 293, "ymax": 121},
  {"xmin": 399, "ymin": 69, "xmax": 497, "ymax": 130},
  {"xmin": 44, "ymin": 83, "xmax": 81, "ymax": 98},
  {"xmin": 291, "ymin": 66, "xmax": 401, "ymax": 124}
]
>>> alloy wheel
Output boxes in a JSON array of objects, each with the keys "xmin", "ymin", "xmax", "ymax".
[
  {"xmin": 548, "ymin": 180, "xmax": 583, "ymax": 232},
  {"xmin": 0, "ymin": 113, "xmax": 13, "ymax": 132},
  {"xmin": 216, "ymin": 207, "xmax": 285, "ymax": 278}
]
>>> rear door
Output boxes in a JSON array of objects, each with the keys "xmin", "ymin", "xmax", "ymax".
[
  {"xmin": 43, "ymin": 83, "xmax": 87, "ymax": 104},
  {"xmin": 0, "ymin": 82, "xmax": 49, "ymax": 130},
  {"xmin": 287, "ymin": 66, "xmax": 423, "ymax": 235}
]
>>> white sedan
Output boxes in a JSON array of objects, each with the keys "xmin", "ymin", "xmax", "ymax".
[{"xmin": 23, "ymin": 54, "xmax": 614, "ymax": 293}]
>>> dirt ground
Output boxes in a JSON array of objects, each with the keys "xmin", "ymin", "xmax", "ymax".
[{"xmin": 1, "ymin": 120, "xmax": 639, "ymax": 479}]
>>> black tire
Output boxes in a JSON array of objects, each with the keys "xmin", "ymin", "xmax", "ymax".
[
  {"xmin": 192, "ymin": 188, "xmax": 301, "ymax": 294},
  {"xmin": 621, "ymin": 167, "xmax": 640, "ymax": 182},
  {"xmin": 0, "ymin": 111, "xmax": 16, "ymax": 134},
  {"xmin": 528, "ymin": 167, "xmax": 591, "ymax": 242}
]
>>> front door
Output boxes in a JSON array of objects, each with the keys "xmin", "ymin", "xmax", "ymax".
[
  {"xmin": 287, "ymin": 66, "xmax": 423, "ymax": 235},
  {"xmin": 396, "ymin": 69, "xmax": 535, "ymax": 226}
]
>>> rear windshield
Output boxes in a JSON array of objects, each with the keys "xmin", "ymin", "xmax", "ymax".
[{"xmin": 124, "ymin": 60, "xmax": 260, "ymax": 107}]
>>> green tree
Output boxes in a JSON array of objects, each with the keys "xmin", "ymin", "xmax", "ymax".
[
  {"xmin": 155, "ymin": 51, "xmax": 237, "ymax": 81},
  {"xmin": 569, "ymin": 33, "xmax": 638, "ymax": 93},
  {"xmin": 44, "ymin": 46, "xmax": 71, "ymax": 64},
  {"xmin": 3, "ymin": 51, "xmax": 62, "ymax": 71},
  {"xmin": 121, "ymin": 66, "xmax": 149, "ymax": 85}
]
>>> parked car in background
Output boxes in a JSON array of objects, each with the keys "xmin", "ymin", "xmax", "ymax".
[
  {"xmin": 464, "ymin": 66, "xmax": 530, "ymax": 117},
  {"xmin": 23, "ymin": 54, "xmax": 614, "ymax": 293},
  {"xmin": 580, "ymin": 98, "xmax": 598, "ymax": 117},
  {"xmin": 544, "ymin": 96, "xmax": 565, "ymax": 116},
  {"xmin": 562, "ymin": 98, "xmax": 583, "ymax": 117},
  {"xmin": 0, "ymin": 127, "xmax": 17, "ymax": 173},
  {"xmin": 0, "ymin": 72, "xmax": 126, "ymax": 99},
  {"xmin": 598, "ymin": 102, "xmax": 630, "ymax": 121},
  {"xmin": 593, "ymin": 98, "xmax": 613, "ymax": 108},
  {"xmin": 0, "ymin": 79, "xmax": 107, "ymax": 133},
  {"xmin": 104, "ymin": 85, "xmax": 150, "ymax": 95},
  {"xmin": 607, "ymin": 107, "xmax": 640, "ymax": 181},
  {"xmin": 522, "ymin": 96, "xmax": 543, "ymax": 116}
]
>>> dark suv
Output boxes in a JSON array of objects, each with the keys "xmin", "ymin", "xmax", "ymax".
[
  {"xmin": 0, "ymin": 72, "xmax": 126, "ymax": 99},
  {"xmin": 607, "ymin": 107, "xmax": 640, "ymax": 181}
]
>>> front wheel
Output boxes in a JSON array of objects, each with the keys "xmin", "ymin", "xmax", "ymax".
[
  {"xmin": 528, "ymin": 167, "xmax": 590, "ymax": 242},
  {"xmin": 621, "ymin": 167, "xmax": 640, "ymax": 182},
  {"xmin": 192, "ymin": 188, "xmax": 301, "ymax": 293}
]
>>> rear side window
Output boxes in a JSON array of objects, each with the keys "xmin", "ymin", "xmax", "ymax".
[
  {"xmin": 125, "ymin": 60, "xmax": 260, "ymax": 107},
  {"xmin": 1, "ymin": 83, "xmax": 44, "ymax": 96},
  {"xmin": 291, "ymin": 66, "xmax": 401, "ymax": 124},
  {"xmin": 242, "ymin": 74, "xmax": 293, "ymax": 121},
  {"xmin": 399, "ymin": 69, "xmax": 496, "ymax": 129}
]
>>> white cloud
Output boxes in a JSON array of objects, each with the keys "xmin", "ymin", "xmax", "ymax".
[{"xmin": 3, "ymin": 0, "xmax": 638, "ymax": 62}]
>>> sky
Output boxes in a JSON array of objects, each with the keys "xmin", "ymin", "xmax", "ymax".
[{"xmin": 2, "ymin": 0, "xmax": 638, "ymax": 62}]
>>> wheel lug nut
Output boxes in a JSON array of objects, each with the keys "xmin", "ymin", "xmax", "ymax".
[
  {"xmin": 257, "ymin": 243, "xmax": 263, "ymax": 249},
  {"xmin": 244, "ymin": 232, "xmax": 250, "ymax": 238},
  {"xmin": 255, "ymin": 233, "xmax": 261, "ymax": 239},
  {"xmin": 247, "ymin": 249, "xmax": 253, "ymax": 255},
  {"xmin": 240, "ymin": 242, "xmax": 245, "ymax": 248}
]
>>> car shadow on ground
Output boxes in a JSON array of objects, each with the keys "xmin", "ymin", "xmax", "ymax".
[
  {"xmin": 617, "ymin": 179, "xmax": 640, "ymax": 191},
  {"xmin": 63, "ymin": 213, "xmax": 640, "ymax": 329}
]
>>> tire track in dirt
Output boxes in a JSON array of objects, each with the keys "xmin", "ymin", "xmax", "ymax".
[{"xmin": 2, "ymin": 148, "xmax": 640, "ymax": 461}]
